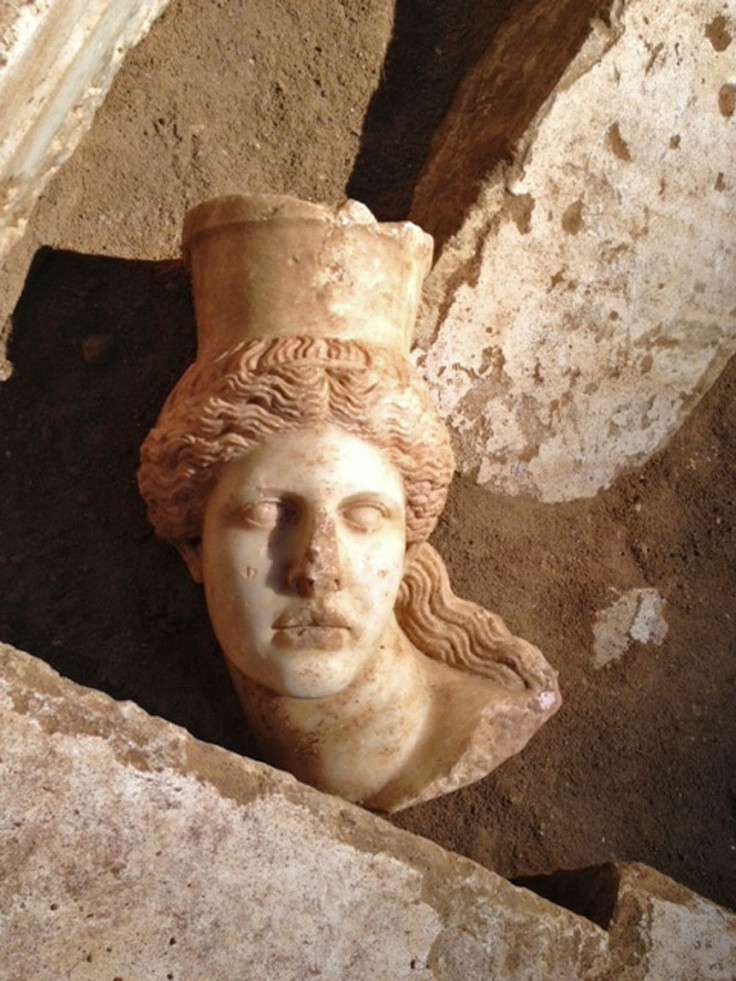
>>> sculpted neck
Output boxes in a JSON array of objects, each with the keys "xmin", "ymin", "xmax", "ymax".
[{"xmin": 225, "ymin": 617, "xmax": 432, "ymax": 807}]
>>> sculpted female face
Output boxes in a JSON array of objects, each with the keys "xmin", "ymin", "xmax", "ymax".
[
  {"xmin": 137, "ymin": 195, "xmax": 561, "ymax": 811},
  {"xmin": 184, "ymin": 425, "xmax": 408, "ymax": 699}
]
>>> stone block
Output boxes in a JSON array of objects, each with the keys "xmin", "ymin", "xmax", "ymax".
[
  {"xmin": 610, "ymin": 863, "xmax": 736, "ymax": 980},
  {"xmin": 0, "ymin": 642, "xmax": 606, "ymax": 979},
  {"xmin": 1, "ymin": 641, "xmax": 735, "ymax": 978},
  {"xmin": 0, "ymin": 0, "xmax": 169, "ymax": 376},
  {"xmin": 413, "ymin": 0, "xmax": 736, "ymax": 501},
  {"xmin": 521, "ymin": 862, "xmax": 736, "ymax": 979}
]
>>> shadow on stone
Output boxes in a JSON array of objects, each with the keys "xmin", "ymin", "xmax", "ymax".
[
  {"xmin": 346, "ymin": 0, "xmax": 515, "ymax": 221},
  {"xmin": 410, "ymin": 0, "xmax": 617, "ymax": 247},
  {"xmin": 516, "ymin": 863, "xmax": 621, "ymax": 929}
]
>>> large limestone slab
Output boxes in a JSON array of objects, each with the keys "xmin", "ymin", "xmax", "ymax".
[
  {"xmin": 413, "ymin": 0, "xmax": 736, "ymax": 501},
  {"xmin": 0, "ymin": 643, "xmax": 606, "ymax": 979},
  {"xmin": 611, "ymin": 864, "xmax": 736, "ymax": 980},
  {"xmin": 0, "ymin": 0, "xmax": 169, "ymax": 380},
  {"xmin": 523, "ymin": 862, "xmax": 736, "ymax": 980},
  {"xmin": 1, "ymin": 642, "xmax": 735, "ymax": 979}
]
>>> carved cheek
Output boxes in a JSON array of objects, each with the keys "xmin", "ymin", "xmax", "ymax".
[{"xmin": 357, "ymin": 540, "xmax": 404, "ymax": 607}]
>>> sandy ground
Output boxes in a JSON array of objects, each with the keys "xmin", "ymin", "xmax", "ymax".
[{"xmin": 1, "ymin": 0, "xmax": 733, "ymax": 912}]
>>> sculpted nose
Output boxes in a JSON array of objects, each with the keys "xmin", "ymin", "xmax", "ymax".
[{"xmin": 287, "ymin": 511, "xmax": 342, "ymax": 596}]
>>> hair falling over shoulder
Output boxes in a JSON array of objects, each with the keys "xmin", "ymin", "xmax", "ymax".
[{"xmin": 397, "ymin": 542, "xmax": 559, "ymax": 695}]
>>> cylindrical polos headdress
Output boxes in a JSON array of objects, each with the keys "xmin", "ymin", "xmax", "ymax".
[{"xmin": 182, "ymin": 194, "xmax": 434, "ymax": 361}]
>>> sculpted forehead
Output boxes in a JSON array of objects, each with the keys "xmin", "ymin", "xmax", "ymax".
[{"xmin": 210, "ymin": 425, "xmax": 406, "ymax": 508}]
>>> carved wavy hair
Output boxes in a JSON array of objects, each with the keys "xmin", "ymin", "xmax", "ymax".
[
  {"xmin": 138, "ymin": 336, "xmax": 454, "ymax": 544},
  {"xmin": 138, "ymin": 335, "xmax": 552, "ymax": 692},
  {"xmin": 397, "ymin": 542, "xmax": 555, "ymax": 691}
]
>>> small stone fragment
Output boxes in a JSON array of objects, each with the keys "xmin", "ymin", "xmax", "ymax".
[{"xmin": 593, "ymin": 588, "xmax": 668, "ymax": 668}]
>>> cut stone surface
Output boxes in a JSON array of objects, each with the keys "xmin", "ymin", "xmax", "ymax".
[
  {"xmin": 1, "ymin": 642, "xmax": 735, "ymax": 979},
  {"xmin": 520, "ymin": 862, "xmax": 736, "ymax": 980},
  {"xmin": 0, "ymin": 0, "xmax": 170, "ymax": 380},
  {"xmin": 611, "ymin": 863, "xmax": 736, "ymax": 980},
  {"xmin": 413, "ymin": 0, "xmax": 736, "ymax": 501},
  {"xmin": 0, "ymin": 642, "xmax": 603, "ymax": 979}
]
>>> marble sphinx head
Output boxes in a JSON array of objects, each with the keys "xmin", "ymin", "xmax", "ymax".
[{"xmin": 138, "ymin": 194, "xmax": 561, "ymax": 812}]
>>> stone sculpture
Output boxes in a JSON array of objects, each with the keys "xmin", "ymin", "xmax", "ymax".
[{"xmin": 138, "ymin": 194, "xmax": 561, "ymax": 812}]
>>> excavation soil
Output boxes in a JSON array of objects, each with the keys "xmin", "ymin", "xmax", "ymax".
[{"xmin": 1, "ymin": 0, "xmax": 734, "ymax": 912}]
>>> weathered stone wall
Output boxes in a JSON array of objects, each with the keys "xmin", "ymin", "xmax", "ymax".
[{"xmin": 414, "ymin": 0, "xmax": 736, "ymax": 500}]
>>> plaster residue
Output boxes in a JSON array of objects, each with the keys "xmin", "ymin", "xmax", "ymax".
[
  {"xmin": 419, "ymin": 0, "xmax": 736, "ymax": 501},
  {"xmin": 593, "ymin": 588, "xmax": 668, "ymax": 668}
]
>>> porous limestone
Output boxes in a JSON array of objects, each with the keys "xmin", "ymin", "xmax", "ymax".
[
  {"xmin": 608, "ymin": 863, "xmax": 736, "ymax": 980},
  {"xmin": 414, "ymin": 0, "xmax": 736, "ymax": 501},
  {"xmin": 0, "ymin": 0, "xmax": 169, "ymax": 378},
  {"xmin": 2, "ymin": 642, "xmax": 735, "ymax": 979},
  {"xmin": 0, "ymin": 642, "xmax": 601, "ymax": 979}
]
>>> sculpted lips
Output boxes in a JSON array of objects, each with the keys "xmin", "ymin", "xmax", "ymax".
[{"xmin": 272, "ymin": 607, "xmax": 351, "ymax": 651}]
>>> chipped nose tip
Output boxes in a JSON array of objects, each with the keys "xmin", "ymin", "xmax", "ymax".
[{"xmin": 291, "ymin": 572, "xmax": 342, "ymax": 596}]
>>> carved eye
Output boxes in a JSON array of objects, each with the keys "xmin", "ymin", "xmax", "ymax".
[
  {"xmin": 341, "ymin": 502, "xmax": 387, "ymax": 532},
  {"xmin": 239, "ymin": 499, "xmax": 299, "ymax": 530}
]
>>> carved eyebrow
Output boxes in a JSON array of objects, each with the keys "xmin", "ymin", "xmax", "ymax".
[
  {"xmin": 220, "ymin": 489, "xmax": 299, "ymax": 517},
  {"xmin": 340, "ymin": 492, "xmax": 404, "ymax": 515},
  {"xmin": 218, "ymin": 489, "xmax": 404, "ymax": 521},
  {"xmin": 224, "ymin": 486, "xmax": 295, "ymax": 503}
]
